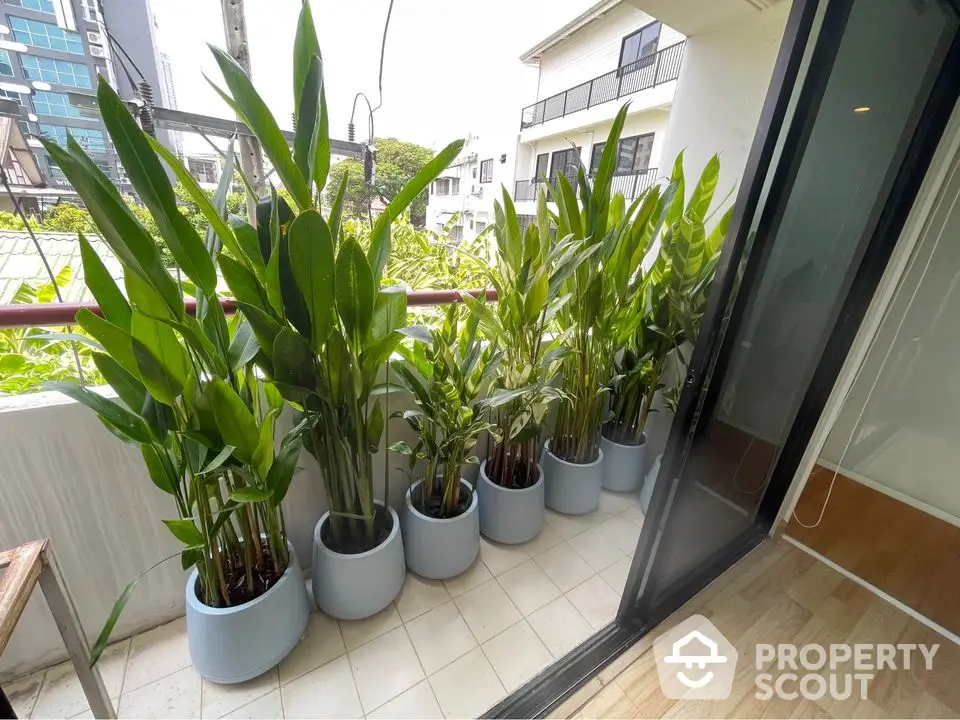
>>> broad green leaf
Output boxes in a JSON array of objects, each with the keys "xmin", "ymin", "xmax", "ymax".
[
  {"xmin": 218, "ymin": 253, "xmax": 272, "ymax": 317},
  {"xmin": 210, "ymin": 378, "xmax": 260, "ymax": 463},
  {"xmin": 292, "ymin": 1, "xmax": 321, "ymax": 116},
  {"xmin": 76, "ymin": 309, "xmax": 139, "ymax": 379},
  {"xmin": 90, "ymin": 579, "xmax": 139, "ymax": 666},
  {"xmin": 366, "ymin": 399, "xmax": 383, "ymax": 453},
  {"xmin": 78, "ymin": 231, "xmax": 130, "ymax": 330},
  {"xmin": 314, "ymin": 70, "xmax": 330, "ymax": 194},
  {"xmin": 267, "ymin": 438, "xmax": 300, "ymax": 506},
  {"xmin": 253, "ymin": 408, "xmax": 278, "ymax": 480},
  {"xmin": 46, "ymin": 381, "xmax": 153, "ymax": 445},
  {"xmin": 163, "ymin": 518, "xmax": 205, "ymax": 546},
  {"xmin": 336, "ymin": 238, "xmax": 375, "ymax": 343},
  {"xmin": 141, "ymin": 444, "xmax": 176, "ymax": 494},
  {"xmin": 272, "ymin": 327, "xmax": 318, "ymax": 392},
  {"xmin": 229, "ymin": 487, "xmax": 272, "ymax": 503},
  {"xmin": 92, "ymin": 352, "xmax": 145, "ymax": 412},
  {"xmin": 131, "ymin": 311, "xmax": 190, "ymax": 406},
  {"xmin": 264, "ymin": 191, "xmax": 285, "ymax": 317},
  {"xmin": 288, "ymin": 209, "xmax": 335, "ymax": 348},
  {"xmin": 687, "ymin": 154, "xmax": 719, "ymax": 223},
  {"xmin": 200, "ymin": 445, "xmax": 235, "ymax": 474},
  {"xmin": 228, "ymin": 320, "xmax": 260, "ymax": 371},
  {"xmin": 706, "ymin": 205, "xmax": 733, "ymax": 257},
  {"xmin": 235, "ymin": 302, "xmax": 283, "ymax": 362},
  {"xmin": 328, "ymin": 169, "xmax": 349, "ymax": 244},
  {"xmin": 293, "ymin": 54, "xmax": 321, "ymax": 186},
  {"xmin": 208, "ymin": 46, "xmax": 311, "ymax": 209},
  {"xmin": 371, "ymin": 285, "xmax": 407, "ymax": 340}
]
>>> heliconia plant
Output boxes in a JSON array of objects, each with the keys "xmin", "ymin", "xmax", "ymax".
[{"xmin": 42, "ymin": 79, "xmax": 301, "ymax": 663}]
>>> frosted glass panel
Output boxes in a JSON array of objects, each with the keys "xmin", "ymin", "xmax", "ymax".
[{"xmin": 820, "ymin": 161, "xmax": 960, "ymax": 521}]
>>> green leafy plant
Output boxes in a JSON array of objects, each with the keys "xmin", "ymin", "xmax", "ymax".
[
  {"xmin": 390, "ymin": 304, "xmax": 495, "ymax": 517},
  {"xmin": 606, "ymin": 153, "xmax": 732, "ymax": 444},
  {"xmin": 41, "ymin": 79, "xmax": 301, "ymax": 663},
  {"xmin": 206, "ymin": 2, "xmax": 463, "ymax": 554},
  {"xmin": 460, "ymin": 188, "xmax": 598, "ymax": 487}
]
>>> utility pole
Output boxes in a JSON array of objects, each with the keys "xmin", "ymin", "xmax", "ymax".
[{"xmin": 220, "ymin": 0, "xmax": 266, "ymax": 222}]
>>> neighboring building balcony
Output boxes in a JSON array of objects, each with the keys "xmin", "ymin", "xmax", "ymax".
[
  {"xmin": 514, "ymin": 167, "xmax": 658, "ymax": 203},
  {"xmin": 519, "ymin": 42, "xmax": 684, "ymax": 130}
]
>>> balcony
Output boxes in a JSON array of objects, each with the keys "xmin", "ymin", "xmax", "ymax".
[
  {"xmin": 514, "ymin": 167, "xmax": 659, "ymax": 202},
  {"xmin": 520, "ymin": 43, "xmax": 685, "ymax": 130}
]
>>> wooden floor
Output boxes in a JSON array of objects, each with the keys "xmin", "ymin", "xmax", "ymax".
[
  {"xmin": 786, "ymin": 467, "xmax": 960, "ymax": 634},
  {"xmin": 555, "ymin": 541, "xmax": 960, "ymax": 719}
]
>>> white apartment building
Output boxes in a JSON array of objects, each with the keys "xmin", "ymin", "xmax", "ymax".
[{"xmin": 425, "ymin": 134, "xmax": 515, "ymax": 241}]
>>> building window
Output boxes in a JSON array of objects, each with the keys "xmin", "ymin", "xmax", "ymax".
[
  {"xmin": 479, "ymin": 159, "xmax": 493, "ymax": 183},
  {"xmin": 475, "ymin": 221, "xmax": 487, "ymax": 233},
  {"xmin": 590, "ymin": 133, "xmax": 654, "ymax": 175},
  {"xmin": 10, "ymin": 17, "xmax": 84, "ymax": 54},
  {"xmin": 619, "ymin": 21, "xmax": 661, "ymax": 70},
  {"xmin": 450, "ymin": 225, "xmax": 463, "ymax": 241},
  {"xmin": 13, "ymin": 0, "xmax": 56, "ymax": 13},
  {"xmin": 0, "ymin": 88, "xmax": 23, "ymax": 105},
  {"xmin": 80, "ymin": 0, "xmax": 101, "ymax": 22},
  {"xmin": 549, "ymin": 147, "xmax": 581, "ymax": 180},
  {"xmin": 434, "ymin": 178, "xmax": 452, "ymax": 195},
  {"xmin": 32, "ymin": 90, "xmax": 82, "ymax": 118},
  {"xmin": 451, "ymin": 177, "xmax": 460, "ymax": 194},
  {"xmin": 39, "ymin": 124, "xmax": 107, "ymax": 153},
  {"xmin": 46, "ymin": 158, "xmax": 68, "ymax": 184},
  {"xmin": 187, "ymin": 157, "xmax": 220, "ymax": 184},
  {"xmin": 0, "ymin": 50, "xmax": 13, "ymax": 77},
  {"xmin": 21, "ymin": 56, "xmax": 92, "ymax": 89},
  {"xmin": 534, "ymin": 153, "xmax": 548, "ymax": 180}
]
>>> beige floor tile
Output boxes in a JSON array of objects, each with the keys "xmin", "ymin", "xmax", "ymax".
[
  {"xmin": 479, "ymin": 537, "xmax": 530, "ymax": 576},
  {"xmin": 619, "ymin": 501, "xmax": 646, "ymax": 522},
  {"xmin": 201, "ymin": 668, "xmax": 278, "ymax": 719},
  {"xmin": 482, "ymin": 620, "xmax": 554, "ymax": 692},
  {"xmin": 569, "ymin": 526, "xmax": 627, "ymax": 572},
  {"xmin": 527, "ymin": 596, "xmax": 594, "ymax": 659},
  {"xmin": 600, "ymin": 557, "xmax": 634, "ymax": 595},
  {"xmin": 442, "ymin": 556, "xmax": 493, "ymax": 597},
  {"xmin": 497, "ymin": 559, "xmax": 562, "ymax": 615},
  {"xmin": 566, "ymin": 574, "xmax": 621, "ymax": 630},
  {"xmin": 117, "ymin": 665, "xmax": 201, "ymax": 720},
  {"xmin": 5, "ymin": 670, "xmax": 44, "ymax": 718},
  {"xmin": 278, "ymin": 611, "xmax": 344, "ymax": 685},
  {"xmin": 279, "ymin": 656, "xmax": 362, "ymax": 719},
  {"xmin": 220, "ymin": 688, "xmax": 284, "ymax": 719},
  {"xmin": 598, "ymin": 491, "xmax": 641, "ymax": 516},
  {"xmin": 597, "ymin": 516, "xmax": 643, "ymax": 555},
  {"xmin": 454, "ymin": 579, "xmax": 522, "ymax": 643},
  {"xmin": 32, "ymin": 640, "xmax": 129, "ymax": 719},
  {"xmin": 123, "ymin": 617, "xmax": 191, "ymax": 693},
  {"xmin": 534, "ymin": 542, "xmax": 596, "ymax": 592},
  {"xmin": 348, "ymin": 626, "xmax": 425, "ymax": 713},
  {"xmin": 367, "ymin": 680, "xmax": 444, "ymax": 720},
  {"xmin": 543, "ymin": 509, "xmax": 610, "ymax": 540},
  {"xmin": 405, "ymin": 601, "xmax": 477, "ymax": 675},
  {"xmin": 428, "ymin": 647, "xmax": 506, "ymax": 719},
  {"xmin": 395, "ymin": 573, "xmax": 452, "ymax": 622},
  {"xmin": 338, "ymin": 603, "xmax": 402, "ymax": 651},
  {"xmin": 519, "ymin": 524, "xmax": 564, "ymax": 556}
]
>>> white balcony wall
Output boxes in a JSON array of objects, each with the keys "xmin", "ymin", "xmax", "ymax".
[
  {"xmin": 657, "ymin": 2, "xmax": 791, "ymax": 199},
  {"xmin": 535, "ymin": 3, "xmax": 683, "ymax": 100},
  {"xmin": 0, "ymin": 390, "xmax": 424, "ymax": 681}
]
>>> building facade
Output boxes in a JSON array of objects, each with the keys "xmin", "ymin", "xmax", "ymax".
[{"xmin": 0, "ymin": 0, "xmax": 168, "ymax": 193}]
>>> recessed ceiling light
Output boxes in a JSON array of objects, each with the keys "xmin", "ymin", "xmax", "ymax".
[{"xmin": 853, "ymin": 106, "xmax": 870, "ymax": 113}]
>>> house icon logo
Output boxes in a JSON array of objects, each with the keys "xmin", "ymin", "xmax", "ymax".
[{"xmin": 653, "ymin": 614, "xmax": 738, "ymax": 699}]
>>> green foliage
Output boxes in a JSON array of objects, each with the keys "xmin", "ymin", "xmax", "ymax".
[
  {"xmin": 326, "ymin": 137, "xmax": 434, "ymax": 225},
  {"xmin": 390, "ymin": 305, "xmax": 495, "ymax": 517}
]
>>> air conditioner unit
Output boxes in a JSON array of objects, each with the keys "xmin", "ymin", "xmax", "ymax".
[
  {"xmin": 86, "ymin": 31, "xmax": 103, "ymax": 44},
  {"xmin": 89, "ymin": 44, "xmax": 106, "ymax": 58}
]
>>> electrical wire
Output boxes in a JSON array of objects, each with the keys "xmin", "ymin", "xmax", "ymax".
[
  {"xmin": 106, "ymin": 30, "xmax": 146, "ymax": 82},
  {"xmin": 347, "ymin": 0, "xmax": 396, "ymax": 144},
  {"xmin": 792, "ymin": 153, "xmax": 960, "ymax": 528}
]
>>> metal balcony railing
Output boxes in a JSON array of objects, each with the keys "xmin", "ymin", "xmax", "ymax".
[
  {"xmin": 514, "ymin": 167, "xmax": 659, "ymax": 203},
  {"xmin": 520, "ymin": 42, "xmax": 685, "ymax": 130}
]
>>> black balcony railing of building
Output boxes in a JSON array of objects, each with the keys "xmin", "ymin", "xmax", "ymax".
[
  {"xmin": 520, "ymin": 42, "xmax": 685, "ymax": 130},
  {"xmin": 514, "ymin": 167, "xmax": 659, "ymax": 203}
]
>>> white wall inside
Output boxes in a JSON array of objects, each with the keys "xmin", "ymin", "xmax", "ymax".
[{"xmin": 657, "ymin": 3, "xmax": 791, "ymax": 201}]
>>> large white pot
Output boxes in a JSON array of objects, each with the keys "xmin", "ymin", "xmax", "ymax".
[
  {"xmin": 312, "ymin": 502, "xmax": 405, "ymax": 620},
  {"xmin": 186, "ymin": 542, "xmax": 309, "ymax": 684},
  {"xmin": 600, "ymin": 431, "xmax": 647, "ymax": 492},
  {"xmin": 477, "ymin": 459, "xmax": 544, "ymax": 544},
  {"xmin": 541, "ymin": 439, "xmax": 604, "ymax": 515},
  {"xmin": 402, "ymin": 479, "xmax": 479, "ymax": 579}
]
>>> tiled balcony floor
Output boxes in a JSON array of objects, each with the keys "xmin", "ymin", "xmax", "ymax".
[{"xmin": 7, "ymin": 491, "xmax": 643, "ymax": 719}]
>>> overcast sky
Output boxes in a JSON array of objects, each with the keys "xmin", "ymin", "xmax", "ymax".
[{"xmin": 151, "ymin": 0, "xmax": 594, "ymax": 154}]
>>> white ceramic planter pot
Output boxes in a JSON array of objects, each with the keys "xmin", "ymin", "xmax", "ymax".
[
  {"xmin": 600, "ymin": 432, "xmax": 647, "ymax": 492},
  {"xmin": 402, "ymin": 479, "xmax": 479, "ymax": 579},
  {"xmin": 477, "ymin": 459, "xmax": 544, "ymax": 544},
  {"xmin": 541, "ymin": 439, "xmax": 604, "ymax": 515},
  {"xmin": 312, "ymin": 502, "xmax": 405, "ymax": 620},
  {"xmin": 186, "ymin": 542, "xmax": 309, "ymax": 684}
]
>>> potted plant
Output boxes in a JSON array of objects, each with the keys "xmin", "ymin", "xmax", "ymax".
[
  {"xmin": 44, "ymin": 80, "xmax": 308, "ymax": 683},
  {"xmin": 206, "ymin": 4, "xmax": 464, "ymax": 619},
  {"xmin": 389, "ymin": 305, "xmax": 494, "ymax": 578},
  {"xmin": 460, "ymin": 188, "xmax": 596, "ymax": 542}
]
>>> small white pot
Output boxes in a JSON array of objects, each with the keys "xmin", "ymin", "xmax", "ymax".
[
  {"xmin": 600, "ymin": 431, "xmax": 647, "ymax": 492},
  {"xmin": 477, "ymin": 459, "xmax": 544, "ymax": 544},
  {"xmin": 541, "ymin": 439, "xmax": 604, "ymax": 515},
  {"xmin": 311, "ymin": 502, "xmax": 405, "ymax": 620},
  {"xmin": 402, "ymin": 478, "xmax": 479, "ymax": 579},
  {"xmin": 186, "ymin": 542, "xmax": 309, "ymax": 684}
]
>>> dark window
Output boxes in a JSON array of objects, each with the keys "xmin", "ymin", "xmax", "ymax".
[
  {"xmin": 549, "ymin": 147, "xmax": 581, "ymax": 180},
  {"xmin": 434, "ymin": 178, "xmax": 451, "ymax": 195},
  {"xmin": 619, "ymin": 21, "xmax": 661, "ymax": 70},
  {"xmin": 451, "ymin": 177, "xmax": 460, "ymax": 194},
  {"xmin": 476, "ymin": 221, "xmax": 487, "ymax": 233},
  {"xmin": 534, "ymin": 153, "xmax": 548, "ymax": 180},
  {"xmin": 479, "ymin": 159, "xmax": 493, "ymax": 183},
  {"xmin": 589, "ymin": 134, "xmax": 654, "ymax": 175},
  {"xmin": 590, "ymin": 143, "xmax": 605, "ymax": 175}
]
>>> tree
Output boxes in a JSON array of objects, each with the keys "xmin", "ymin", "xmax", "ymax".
[{"xmin": 326, "ymin": 137, "xmax": 434, "ymax": 225}]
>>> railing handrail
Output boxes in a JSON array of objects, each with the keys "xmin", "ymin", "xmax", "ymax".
[
  {"xmin": 0, "ymin": 289, "xmax": 498, "ymax": 329},
  {"xmin": 520, "ymin": 41, "xmax": 685, "ymax": 129}
]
